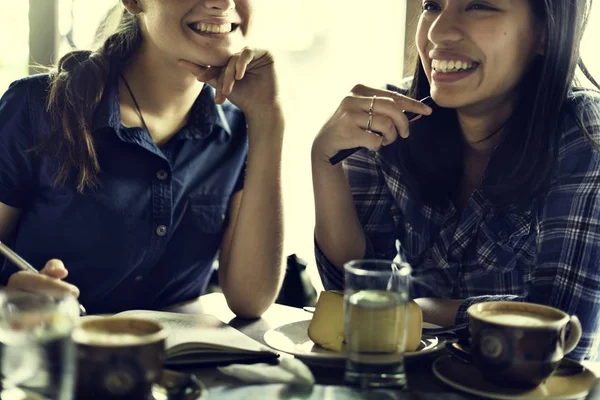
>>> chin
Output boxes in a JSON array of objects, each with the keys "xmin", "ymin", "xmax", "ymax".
[
  {"xmin": 430, "ymin": 89, "xmax": 471, "ymax": 109},
  {"xmin": 191, "ymin": 48, "xmax": 243, "ymax": 68}
]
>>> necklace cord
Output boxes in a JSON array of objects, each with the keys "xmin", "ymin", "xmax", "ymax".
[{"xmin": 120, "ymin": 74, "xmax": 150, "ymax": 135}]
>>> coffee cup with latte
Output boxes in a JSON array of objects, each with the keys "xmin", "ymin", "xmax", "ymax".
[
  {"xmin": 467, "ymin": 302, "xmax": 582, "ymax": 388},
  {"xmin": 73, "ymin": 317, "xmax": 167, "ymax": 399}
]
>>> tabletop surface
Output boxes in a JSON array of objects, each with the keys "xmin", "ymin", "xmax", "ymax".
[{"xmin": 163, "ymin": 293, "xmax": 600, "ymax": 400}]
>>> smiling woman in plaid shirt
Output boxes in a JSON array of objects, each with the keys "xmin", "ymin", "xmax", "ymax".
[{"xmin": 312, "ymin": 0, "xmax": 600, "ymax": 361}]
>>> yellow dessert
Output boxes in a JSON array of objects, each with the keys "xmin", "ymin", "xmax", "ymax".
[
  {"xmin": 307, "ymin": 291, "xmax": 345, "ymax": 351},
  {"xmin": 307, "ymin": 290, "xmax": 423, "ymax": 353}
]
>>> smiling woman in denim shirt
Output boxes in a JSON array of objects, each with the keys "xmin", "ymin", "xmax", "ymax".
[
  {"xmin": 0, "ymin": 0, "xmax": 284, "ymax": 317},
  {"xmin": 312, "ymin": 0, "xmax": 600, "ymax": 361}
]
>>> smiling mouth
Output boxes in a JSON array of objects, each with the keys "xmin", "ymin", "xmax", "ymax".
[
  {"xmin": 188, "ymin": 22, "xmax": 240, "ymax": 34},
  {"xmin": 431, "ymin": 59, "xmax": 479, "ymax": 73}
]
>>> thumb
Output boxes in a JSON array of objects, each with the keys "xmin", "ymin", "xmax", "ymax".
[
  {"xmin": 39, "ymin": 259, "xmax": 68, "ymax": 279},
  {"xmin": 178, "ymin": 60, "xmax": 221, "ymax": 84}
]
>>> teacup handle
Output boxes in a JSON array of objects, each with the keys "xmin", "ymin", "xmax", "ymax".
[{"xmin": 564, "ymin": 315, "xmax": 582, "ymax": 355}]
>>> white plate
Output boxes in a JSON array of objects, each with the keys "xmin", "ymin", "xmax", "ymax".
[
  {"xmin": 263, "ymin": 320, "xmax": 443, "ymax": 365},
  {"xmin": 432, "ymin": 355, "xmax": 596, "ymax": 400}
]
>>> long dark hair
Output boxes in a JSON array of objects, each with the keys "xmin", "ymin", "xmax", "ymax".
[
  {"xmin": 38, "ymin": 5, "xmax": 141, "ymax": 193},
  {"xmin": 397, "ymin": 0, "xmax": 599, "ymax": 208}
]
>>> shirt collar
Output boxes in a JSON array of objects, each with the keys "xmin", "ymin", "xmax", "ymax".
[{"xmin": 92, "ymin": 71, "xmax": 232, "ymax": 139}]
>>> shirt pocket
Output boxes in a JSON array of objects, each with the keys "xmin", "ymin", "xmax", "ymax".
[
  {"xmin": 188, "ymin": 195, "xmax": 229, "ymax": 235},
  {"xmin": 477, "ymin": 211, "xmax": 535, "ymax": 273}
]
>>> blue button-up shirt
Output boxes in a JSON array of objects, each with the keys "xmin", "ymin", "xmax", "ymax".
[
  {"xmin": 0, "ymin": 72, "xmax": 248, "ymax": 313},
  {"xmin": 316, "ymin": 89, "xmax": 600, "ymax": 361}
]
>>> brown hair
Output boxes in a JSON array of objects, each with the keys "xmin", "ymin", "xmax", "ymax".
[{"xmin": 39, "ymin": 6, "xmax": 141, "ymax": 193}]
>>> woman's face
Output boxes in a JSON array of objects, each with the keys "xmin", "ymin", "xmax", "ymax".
[
  {"xmin": 416, "ymin": 0, "xmax": 543, "ymax": 114},
  {"xmin": 124, "ymin": 0, "xmax": 251, "ymax": 67}
]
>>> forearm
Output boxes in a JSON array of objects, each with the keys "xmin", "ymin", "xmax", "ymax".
[
  {"xmin": 312, "ymin": 145, "xmax": 366, "ymax": 270},
  {"xmin": 220, "ymin": 110, "xmax": 285, "ymax": 318},
  {"xmin": 414, "ymin": 298, "xmax": 465, "ymax": 327}
]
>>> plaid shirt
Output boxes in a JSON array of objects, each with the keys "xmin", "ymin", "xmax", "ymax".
[{"xmin": 316, "ymin": 89, "xmax": 600, "ymax": 361}]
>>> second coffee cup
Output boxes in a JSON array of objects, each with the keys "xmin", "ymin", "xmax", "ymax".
[
  {"xmin": 467, "ymin": 301, "xmax": 582, "ymax": 388},
  {"xmin": 73, "ymin": 317, "xmax": 167, "ymax": 400}
]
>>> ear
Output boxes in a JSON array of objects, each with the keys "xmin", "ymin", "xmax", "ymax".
[{"xmin": 121, "ymin": 0, "xmax": 143, "ymax": 15}]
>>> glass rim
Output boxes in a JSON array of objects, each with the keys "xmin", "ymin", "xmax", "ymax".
[
  {"xmin": 0, "ymin": 289, "xmax": 80, "ymax": 314},
  {"xmin": 0, "ymin": 288, "xmax": 78, "ymax": 301},
  {"xmin": 344, "ymin": 259, "xmax": 411, "ymax": 277}
]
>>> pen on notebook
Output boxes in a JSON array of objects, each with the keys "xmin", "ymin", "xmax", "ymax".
[
  {"xmin": 329, "ymin": 96, "xmax": 436, "ymax": 165},
  {"xmin": 0, "ymin": 241, "xmax": 87, "ymax": 316}
]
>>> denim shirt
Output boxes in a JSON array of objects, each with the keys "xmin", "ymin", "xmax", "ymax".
[
  {"xmin": 316, "ymin": 89, "xmax": 600, "ymax": 361},
  {"xmin": 0, "ymin": 72, "xmax": 248, "ymax": 313}
]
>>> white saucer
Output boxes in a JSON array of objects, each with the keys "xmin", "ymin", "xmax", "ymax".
[
  {"xmin": 433, "ymin": 355, "xmax": 597, "ymax": 400},
  {"xmin": 263, "ymin": 319, "xmax": 443, "ymax": 366},
  {"xmin": 0, "ymin": 388, "xmax": 47, "ymax": 400}
]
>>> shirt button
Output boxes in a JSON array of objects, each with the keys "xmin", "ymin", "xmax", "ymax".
[
  {"xmin": 156, "ymin": 225, "xmax": 168, "ymax": 236},
  {"xmin": 135, "ymin": 275, "xmax": 143, "ymax": 282},
  {"xmin": 156, "ymin": 170, "xmax": 168, "ymax": 181},
  {"xmin": 498, "ymin": 230, "xmax": 508, "ymax": 239}
]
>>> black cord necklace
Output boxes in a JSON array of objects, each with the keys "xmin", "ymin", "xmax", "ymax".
[
  {"xmin": 468, "ymin": 118, "xmax": 510, "ymax": 145},
  {"xmin": 120, "ymin": 74, "xmax": 150, "ymax": 136}
]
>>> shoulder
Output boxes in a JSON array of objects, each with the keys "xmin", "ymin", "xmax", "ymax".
[
  {"xmin": 1, "ymin": 74, "xmax": 52, "ymax": 117},
  {"xmin": 558, "ymin": 90, "xmax": 600, "ymax": 164},
  {"xmin": 554, "ymin": 89, "xmax": 600, "ymax": 177},
  {"xmin": 2, "ymin": 74, "xmax": 52, "ymax": 101},
  {"xmin": 0, "ymin": 74, "xmax": 54, "ymax": 144}
]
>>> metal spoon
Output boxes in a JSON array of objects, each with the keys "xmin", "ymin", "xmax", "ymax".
[{"xmin": 152, "ymin": 369, "xmax": 205, "ymax": 400}]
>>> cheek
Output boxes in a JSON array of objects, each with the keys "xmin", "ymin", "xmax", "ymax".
[
  {"xmin": 236, "ymin": 0, "xmax": 252, "ymax": 35},
  {"xmin": 415, "ymin": 18, "xmax": 430, "ymax": 56},
  {"xmin": 415, "ymin": 19, "xmax": 430, "ymax": 69}
]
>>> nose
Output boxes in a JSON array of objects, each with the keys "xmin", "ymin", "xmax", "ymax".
[
  {"xmin": 204, "ymin": 0, "xmax": 235, "ymax": 11},
  {"xmin": 428, "ymin": 8, "xmax": 464, "ymax": 45}
]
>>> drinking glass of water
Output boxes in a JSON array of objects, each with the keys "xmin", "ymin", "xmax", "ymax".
[
  {"xmin": 0, "ymin": 290, "xmax": 80, "ymax": 399},
  {"xmin": 343, "ymin": 259, "xmax": 412, "ymax": 389}
]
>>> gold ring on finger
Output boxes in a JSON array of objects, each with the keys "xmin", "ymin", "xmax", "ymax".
[
  {"xmin": 367, "ymin": 112, "xmax": 373, "ymax": 132},
  {"xmin": 369, "ymin": 95, "xmax": 377, "ymax": 114}
]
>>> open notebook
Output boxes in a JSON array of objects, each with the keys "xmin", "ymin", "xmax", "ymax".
[{"xmin": 110, "ymin": 310, "xmax": 279, "ymax": 366}]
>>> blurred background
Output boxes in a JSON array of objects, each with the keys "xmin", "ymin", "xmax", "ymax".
[{"xmin": 0, "ymin": 0, "xmax": 598, "ymax": 294}]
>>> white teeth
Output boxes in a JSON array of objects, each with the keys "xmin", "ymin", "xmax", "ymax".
[
  {"xmin": 193, "ymin": 22, "xmax": 233, "ymax": 34},
  {"xmin": 431, "ymin": 59, "xmax": 476, "ymax": 73}
]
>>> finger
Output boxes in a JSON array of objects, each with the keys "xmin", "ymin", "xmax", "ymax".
[
  {"xmin": 222, "ymin": 55, "xmax": 239, "ymax": 96},
  {"xmin": 355, "ymin": 112, "xmax": 401, "ymax": 145},
  {"xmin": 39, "ymin": 259, "xmax": 68, "ymax": 279},
  {"xmin": 350, "ymin": 84, "xmax": 434, "ymax": 116},
  {"xmin": 347, "ymin": 126, "xmax": 384, "ymax": 152},
  {"xmin": 343, "ymin": 96, "xmax": 409, "ymax": 139},
  {"xmin": 178, "ymin": 60, "xmax": 220, "ymax": 84},
  {"xmin": 235, "ymin": 47, "xmax": 255, "ymax": 80},
  {"xmin": 360, "ymin": 96, "xmax": 411, "ymax": 139},
  {"xmin": 215, "ymin": 66, "xmax": 227, "ymax": 104},
  {"xmin": 8, "ymin": 272, "xmax": 80, "ymax": 298}
]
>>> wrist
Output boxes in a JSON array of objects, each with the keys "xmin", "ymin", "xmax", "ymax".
[
  {"xmin": 244, "ymin": 102, "xmax": 284, "ymax": 127},
  {"xmin": 245, "ymin": 107, "xmax": 284, "ymax": 146},
  {"xmin": 311, "ymin": 137, "xmax": 339, "ymax": 167}
]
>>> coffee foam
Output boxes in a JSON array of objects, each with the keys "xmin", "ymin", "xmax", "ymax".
[
  {"xmin": 479, "ymin": 310, "xmax": 556, "ymax": 327},
  {"xmin": 73, "ymin": 329, "xmax": 149, "ymax": 346}
]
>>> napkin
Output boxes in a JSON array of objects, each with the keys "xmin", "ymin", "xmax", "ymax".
[{"xmin": 217, "ymin": 358, "xmax": 315, "ymax": 386}]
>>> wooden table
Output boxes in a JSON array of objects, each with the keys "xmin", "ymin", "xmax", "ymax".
[{"xmin": 167, "ymin": 293, "xmax": 600, "ymax": 400}]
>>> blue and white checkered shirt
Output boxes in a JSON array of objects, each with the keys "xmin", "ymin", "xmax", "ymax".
[{"xmin": 316, "ymin": 89, "xmax": 600, "ymax": 361}]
